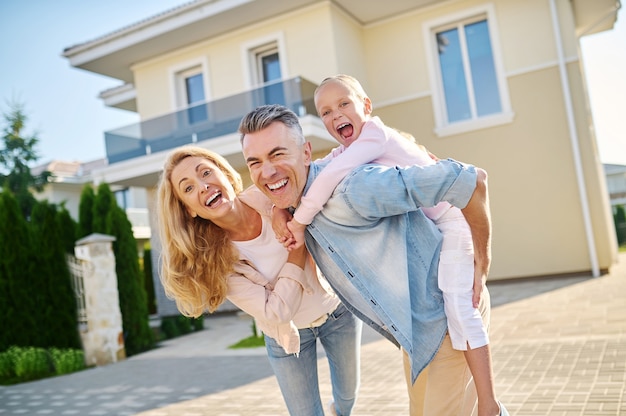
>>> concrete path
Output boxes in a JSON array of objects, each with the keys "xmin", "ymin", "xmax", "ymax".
[{"xmin": 0, "ymin": 253, "xmax": 624, "ymax": 415}]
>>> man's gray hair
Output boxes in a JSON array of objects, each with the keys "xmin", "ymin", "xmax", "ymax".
[{"xmin": 238, "ymin": 104, "xmax": 305, "ymax": 146}]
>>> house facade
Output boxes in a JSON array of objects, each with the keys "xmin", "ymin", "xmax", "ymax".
[{"xmin": 63, "ymin": 0, "xmax": 620, "ymax": 317}]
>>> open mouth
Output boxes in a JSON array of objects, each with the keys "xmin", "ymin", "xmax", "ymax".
[
  {"xmin": 337, "ymin": 122, "xmax": 354, "ymax": 140},
  {"xmin": 267, "ymin": 178, "xmax": 288, "ymax": 191},
  {"xmin": 205, "ymin": 191, "xmax": 221, "ymax": 207}
]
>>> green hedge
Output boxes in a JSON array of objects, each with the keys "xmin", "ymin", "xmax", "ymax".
[{"xmin": 0, "ymin": 346, "xmax": 85, "ymax": 385}]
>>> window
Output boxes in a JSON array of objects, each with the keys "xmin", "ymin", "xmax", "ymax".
[
  {"xmin": 253, "ymin": 43, "xmax": 284, "ymax": 105},
  {"xmin": 175, "ymin": 66, "xmax": 207, "ymax": 124},
  {"xmin": 424, "ymin": 7, "xmax": 512, "ymax": 135},
  {"xmin": 114, "ymin": 188, "xmax": 131, "ymax": 210},
  {"xmin": 257, "ymin": 48, "xmax": 282, "ymax": 83},
  {"xmin": 243, "ymin": 36, "xmax": 288, "ymax": 107}
]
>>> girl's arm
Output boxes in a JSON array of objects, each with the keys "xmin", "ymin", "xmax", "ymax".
[{"xmin": 293, "ymin": 119, "xmax": 389, "ymax": 225}]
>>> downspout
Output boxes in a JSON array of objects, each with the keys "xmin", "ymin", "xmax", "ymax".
[{"xmin": 548, "ymin": 0, "xmax": 599, "ymax": 277}]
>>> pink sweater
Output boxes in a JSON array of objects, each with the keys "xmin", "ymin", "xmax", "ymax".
[{"xmin": 294, "ymin": 116, "xmax": 451, "ymax": 225}]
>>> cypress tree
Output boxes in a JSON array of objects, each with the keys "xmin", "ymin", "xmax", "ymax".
[
  {"xmin": 110, "ymin": 205, "xmax": 154, "ymax": 355},
  {"xmin": 78, "ymin": 185, "xmax": 95, "ymax": 239},
  {"xmin": 615, "ymin": 205, "xmax": 626, "ymax": 246},
  {"xmin": 0, "ymin": 190, "xmax": 37, "ymax": 349},
  {"xmin": 57, "ymin": 204, "xmax": 78, "ymax": 254},
  {"xmin": 143, "ymin": 246, "xmax": 157, "ymax": 315},
  {"xmin": 88, "ymin": 183, "xmax": 153, "ymax": 355},
  {"xmin": 29, "ymin": 201, "xmax": 80, "ymax": 349},
  {"xmin": 92, "ymin": 183, "xmax": 113, "ymax": 235}
]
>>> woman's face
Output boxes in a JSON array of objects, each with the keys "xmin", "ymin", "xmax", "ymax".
[{"xmin": 170, "ymin": 156, "xmax": 237, "ymax": 221}]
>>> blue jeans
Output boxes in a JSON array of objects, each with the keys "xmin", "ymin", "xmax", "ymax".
[{"xmin": 264, "ymin": 303, "xmax": 362, "ymax": 416}]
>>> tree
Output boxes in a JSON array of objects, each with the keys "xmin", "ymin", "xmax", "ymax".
[
  {"xmin": 78, "ymin": 185, "xmax": 95, "ymax": 239},
  {"xmin": 29, "ymin": 201, "xmax": 81, "ymax": 349},
  {"xmin": 0, "ymin": 101, "xmax": 51, "ymax": 218},
  {"xmin": 614, "ymin": 205, "xmax": 626, "ymax": 246},
  {"xmin": 110, "ymin": 204, "xmax": 154, "ymax": 354},
  {"xmin": 0, "ymin": 190, "xmax": 38, "ymax": 350},
  {"xmin": 89, "ymin": 182, "xmax": 153, "ymax": 355},
  {"xmin": 57, "ymin": 203, "xmax": 78, "ymax": 255}
]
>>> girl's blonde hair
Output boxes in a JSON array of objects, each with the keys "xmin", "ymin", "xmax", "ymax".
[
  {"xmin": 156, "ymin": 146, "xmax": 243, "ymax": 316},
  {"xmin": 314, "ymin": 74, "xmax": 370, "ymax": 107}
]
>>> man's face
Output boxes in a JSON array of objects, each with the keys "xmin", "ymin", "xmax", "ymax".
[{"xmin": 242, "ymin": 121, "xmax": 312, "ymax": 209}]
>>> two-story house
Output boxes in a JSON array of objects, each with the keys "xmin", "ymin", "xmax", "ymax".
[{"xmin": 63, "ymin": 0, "xmax": 620, "ymax": 317}]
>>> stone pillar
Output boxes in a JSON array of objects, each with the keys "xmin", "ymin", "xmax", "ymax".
[{"xmin": 75, "ymin": 233, "xmax": 126, "ymax": 366}]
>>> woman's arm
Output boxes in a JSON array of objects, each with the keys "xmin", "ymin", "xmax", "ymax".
[{"xmin": 227, "ymin": 245, "xmax": 312, "ymax": 324}]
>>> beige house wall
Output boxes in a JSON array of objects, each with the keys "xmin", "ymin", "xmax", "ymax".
[
  {"xmin": 130, "ymin": 0, "xmax": 616, "ymax": 281},
  {"xmin": 131, "ymin": 4, "xmax": 349, "ymax": 120}
]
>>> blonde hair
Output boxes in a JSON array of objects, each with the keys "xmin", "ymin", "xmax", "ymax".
[
  {"xmin": 314, "ymin": 74, "xmax": 370, "ymax": 109},
  {"xmin": 156, "ymin": 146, "xmax": 243, "ymax": 316}
]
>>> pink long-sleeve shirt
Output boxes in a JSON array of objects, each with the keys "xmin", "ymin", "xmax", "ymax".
[{"xmin": 293, "ymin": 116, "xmax": 451, "ymax": 225}]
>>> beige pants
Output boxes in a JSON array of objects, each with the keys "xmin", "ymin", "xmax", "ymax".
[{"xmin": 403, "ymin": 289, "xmax": 491, "ymax": 416}]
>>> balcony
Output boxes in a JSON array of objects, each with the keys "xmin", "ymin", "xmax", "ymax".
[{"xmin": 104, "ymin": 76, "xmax": 319, "ymax": 164}]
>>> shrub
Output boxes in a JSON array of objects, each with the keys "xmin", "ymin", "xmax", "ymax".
[
  {"xmin": 176, "ymin": 315, "xmax": 192, "ymax": 335},
  {"xmin": 49, "ymin": 348, "xmax": 85, "ymax": 376},
  {"xmin": 0, "ymin": 350, "xmax": 14, "ymax": 379},
  {"xmin": 160, "ymin": 317, "xmax": 180, "ymax": 339},
  {"xmin": 160, "ymin": 315, "xmax": 204, "ymax": 340},
  {"xmin": 12, "ymin": 347, "xmax": 51, "ymax": 381},
  {"xmin": 0, "ymin": 346, "xmax": 86, "ymax": 384},
  {"xmin": 191, "ymin": 316, "xmax": 204, "ymax": 331}
]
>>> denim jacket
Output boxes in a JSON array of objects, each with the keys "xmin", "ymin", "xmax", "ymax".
[{"xmin": 303, "ymin": 159, "xmax": 477, "ymax": 383}]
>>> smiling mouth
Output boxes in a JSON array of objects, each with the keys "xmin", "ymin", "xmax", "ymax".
[
  {"xmin": 337, "ymin": 122, "xmax": 353, "ymax": 139},
  {"xmin": 205, "ymin": 191, "xmax": 221, "ymax": 207},
  {"xmin": 267, "ymin": 178, "xmax": 288, "ymax": 191}
]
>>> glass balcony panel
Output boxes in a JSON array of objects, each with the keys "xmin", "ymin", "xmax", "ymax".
[{"xmin": 104, "ymin": 77, "xmax": 318, "ymax": 164}]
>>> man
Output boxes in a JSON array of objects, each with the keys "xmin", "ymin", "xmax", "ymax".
[{"xmin": 239, "ymin": 104, "xmax": 492, "ymax": 415}]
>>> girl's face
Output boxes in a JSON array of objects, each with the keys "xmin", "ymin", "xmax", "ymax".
[
  {"xmin": 314, "ymin": 80, "xmax": 372, "ymax": 147},
  {"xmin": 170, "ymin": 156, "xmax": 237, "ymax": 221}
]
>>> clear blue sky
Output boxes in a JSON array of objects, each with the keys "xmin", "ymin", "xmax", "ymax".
[{"xmin": 1, "ymin": 1, "xmax": 625, "ymax": 165}]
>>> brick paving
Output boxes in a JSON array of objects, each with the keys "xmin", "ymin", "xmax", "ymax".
[{"xmin": 0, "ymin": 253, "xmax": 624, "ymax": 415}]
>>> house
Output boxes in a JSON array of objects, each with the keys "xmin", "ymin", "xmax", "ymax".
[
  {"xmin": 31, "ymin": 159, "xmax": 151, "ymax": 257},
  {"xmin": 63, "ymin": 0, "xmax": 621, "ymax": 317}
]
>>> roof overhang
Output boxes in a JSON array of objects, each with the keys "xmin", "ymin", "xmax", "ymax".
[
  {"xmin": 572, "ymin": 0, "xmax": 621, "ymax": 37},
  {"xmin": 62, "ymin": 0, "xmax": 438, "ymax": 83}
]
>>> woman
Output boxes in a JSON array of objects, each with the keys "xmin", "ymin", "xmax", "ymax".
[{"xmin": 156, "ymin": 145, "xmax": 362, "ymax": 416}]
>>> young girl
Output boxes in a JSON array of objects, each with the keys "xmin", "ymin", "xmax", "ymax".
[{"xmin": 274, "ymin": 74, "xmax": 507, "ymax": 416}]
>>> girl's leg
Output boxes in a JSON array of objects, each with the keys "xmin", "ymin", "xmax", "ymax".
[
  {"xmin": 464, "ymin": 343, "xmax": 500, "ymax": 416},
  {"xmin": 317, "ymin": 303, "xmax": 362, "ymax": 416},
  {"xmin": 446, "ymin": 290, "xmax": 500, "ymax": 416},
  {"xmin": 264, "ymin": 330, "xmax": 324, "ymax": 416},
  {"xmin": 437, "ymin": 215, "xmax": 501, "ymax": 415}
]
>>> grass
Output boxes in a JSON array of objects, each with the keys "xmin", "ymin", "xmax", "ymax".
[{"xmin": 228, "ymin": 334, "xmax": 265, "ymax": 349}]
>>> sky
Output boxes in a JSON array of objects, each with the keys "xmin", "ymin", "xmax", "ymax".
[{"xmin": 1, "ymin": 1, "xmax": 625, "ymax": 166}]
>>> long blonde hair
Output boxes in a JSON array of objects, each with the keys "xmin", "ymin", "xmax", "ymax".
[{"xmin": 156, "ymin": 146, "xmax": 243, "ymax": 316}]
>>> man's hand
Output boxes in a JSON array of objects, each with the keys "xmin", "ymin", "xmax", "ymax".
[{"xmin": 461, "ymin": 167, "xmax": 492, "ymax": 307}]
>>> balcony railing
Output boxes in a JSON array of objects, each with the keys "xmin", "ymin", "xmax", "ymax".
[{"xmin": 104, "ymin": 76, "xmax": 319, "ymax": 164}]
